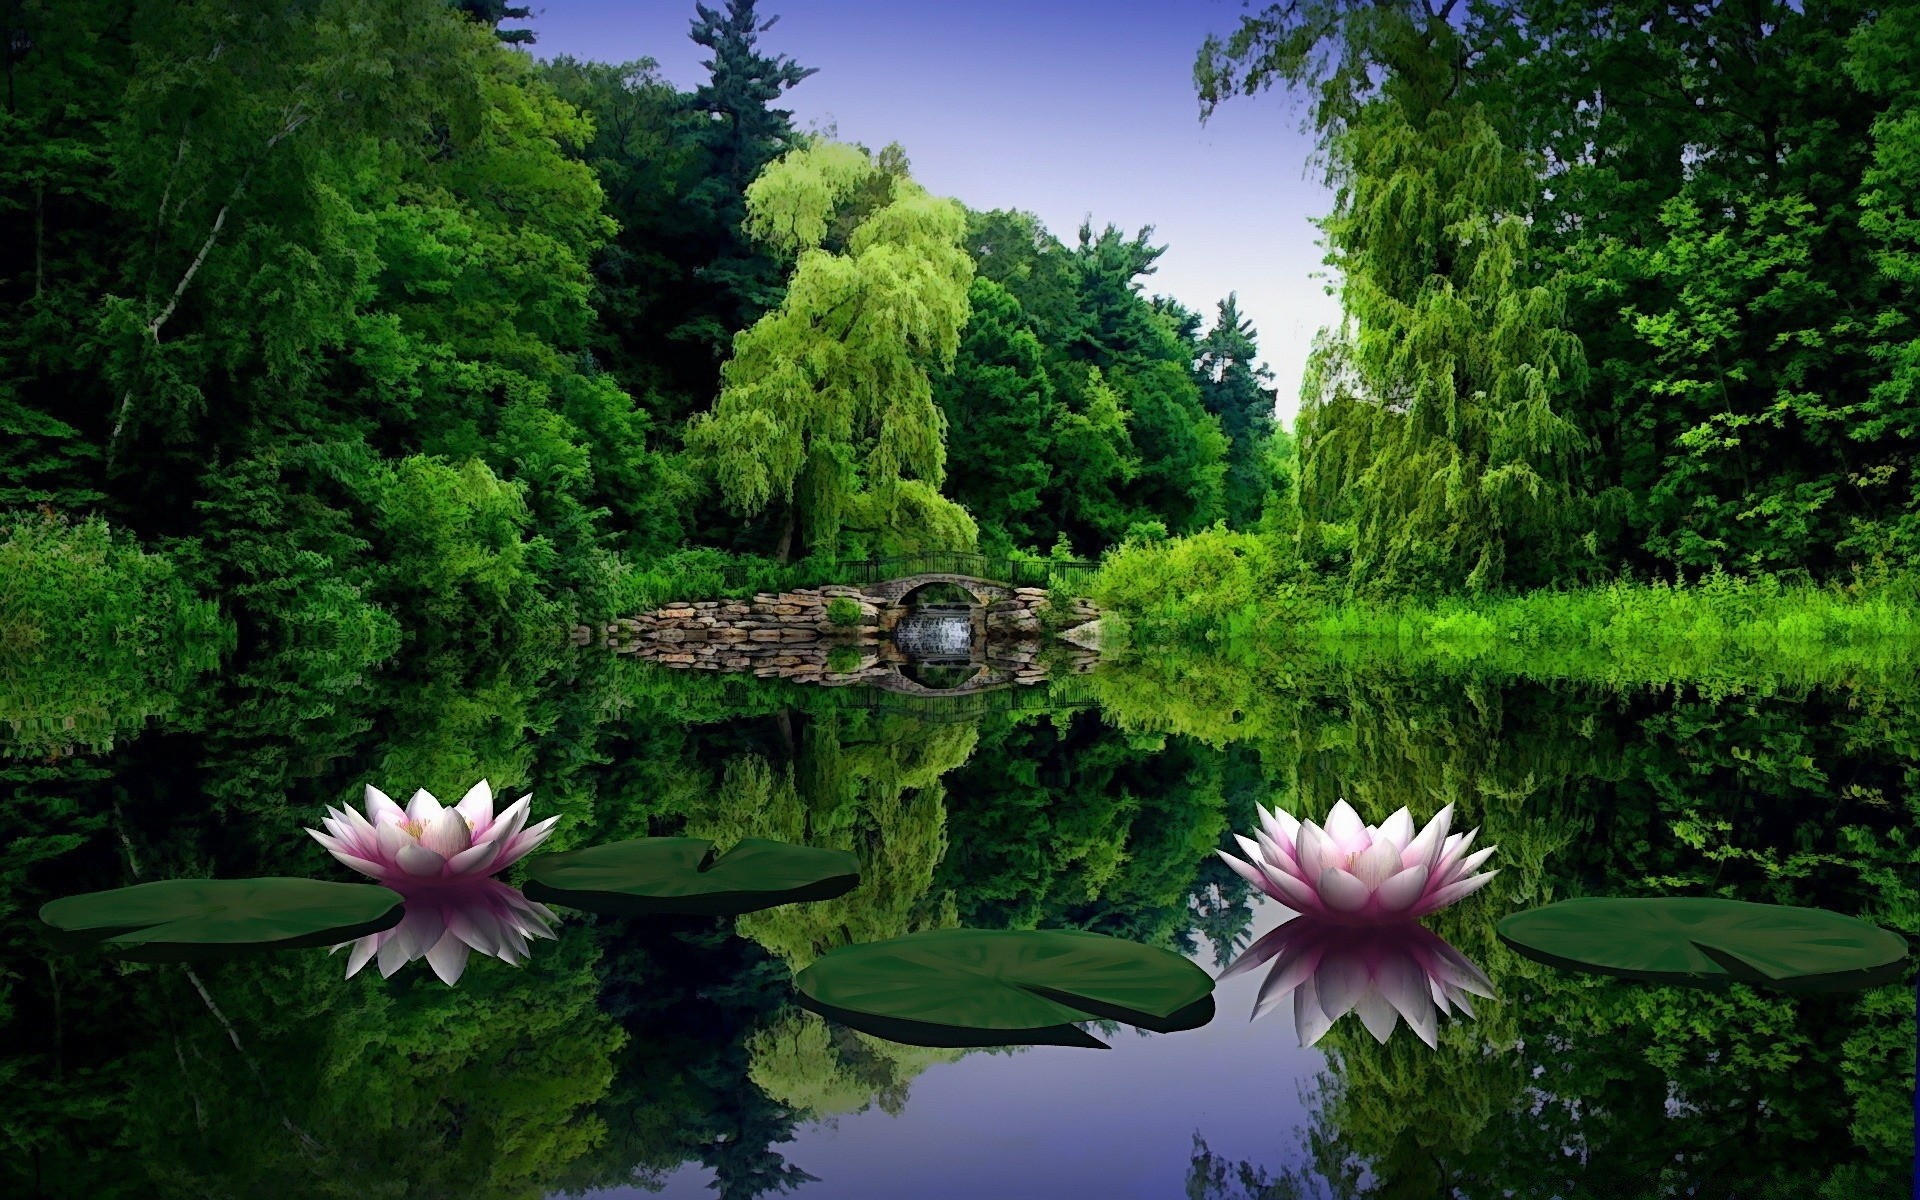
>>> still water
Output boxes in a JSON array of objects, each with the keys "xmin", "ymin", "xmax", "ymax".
[{"xmin": 4, "ymin": 643, "xmax": 1915, "ymax": 1197}]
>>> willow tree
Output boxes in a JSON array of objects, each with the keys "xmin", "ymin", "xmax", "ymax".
[
  {"xmin": 1199, "ymin": 2, "xmax": 1590, "ymax": 594},
  {"xmin": 688, "ymin": 141, "xmax": 976, "ymax": 559}
]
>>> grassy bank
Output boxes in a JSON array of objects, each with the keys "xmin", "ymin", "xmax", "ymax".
[{"xmin": 1091, "ymin": 529, "xmax": 1920, "ymax": 691}]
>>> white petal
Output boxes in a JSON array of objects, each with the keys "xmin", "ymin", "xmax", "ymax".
[
  {"xmin": 1354, "ymin": 988, "xmax": 1402, "ymax": 1044},
  {"xmin": 448, "ymin": 839, "xmax": 503, "ymax": 877},
  {"xmin": 344, "ymin": 935, "xmax": 381, "ymax": 978},
  {"xmin": 1259, "ymin": 861, "xmax": 1325, "ymax": 913},
  {"xmin": 455, "ymin": 780, "xmax": 495, "ymax": 836},
  {"xmin": 396, "ymin": 843, "xmax": 449, "ymax": 878},
  {"xmin": 375, "ymin": 821, "xmax": 414, "ymax": 861},
  {"xmin": 376, "ymin": 931, "xmax": 414, "ymax": 977},
  {"xmin": 364, "ymin": 785, "xmax": 407, "ymax": 826},
  {"xmin": 1258, "ymin": 805, "xmax": 1300, "ymax": 851},
  {"xmin": 1292, "ymin": 977, "xmax": 1336, "ymax": 1046},
  {"xmin": 1375, "ymin": 864, "xmax": 1431, "ymax": 914},
  {"xmin": 419, "ymin": 807, "xmax": 473, "ymax": 859},
  {"xmin": 1377, "ymin": 807, "xmax": 1415, "ymax": 850},
  {"xmin": 1324, "ymin": 800, "xmax": 1366, "ymax": 849},
  {"xmin": 1442, "ymin": 845, "xmax": 1497, "ymax": 885},
  {"xmin": 1317, "ymin": 867, "xmax": 1372, "ymax": 913},
  {"xmin": 1232, "ymin": 834, "xmax": 1265, "ymax": 863},
  {"xmin": 1348, "ymin": 839, "xmax": 1402, "ymax": 889},
  {"xmin": 1294, "ymin": 820, "xmax": 1337, "ymax": 879},
  {"xmin": 406, "ymin": 788, "xmax": 444, "ymax": 824},
  {"xmin": 1412, "ymin": 870, "xmax": 1498, "ymax": 917},
  {"xmin": 1402, "ymin": 804, "xmax": 1454, "ymax": 871},
  {"xmin": 492, "ymin": 815, "xmax": 559, "ymax": 869},
  {"xmin": 424, "ymin": 932, "xmax": 471, "ymax": 985}
]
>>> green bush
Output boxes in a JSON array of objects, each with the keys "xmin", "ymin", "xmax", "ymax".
[
  {"xmin": 826, "ymin": 645, "xmax": 863, "ymax": 674},
  {"xmin": 826, "ymin": 596, "xmax": 863, "ymax": 628},
  {"xmin": 0, "ymin": 512, "xmax": 230, "ymax": 754}
]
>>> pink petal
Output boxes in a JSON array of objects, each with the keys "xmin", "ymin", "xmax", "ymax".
[
  {"xmin": 1217, "ymin": 920, "xmax": 1304, "ymax": 982},
  {"xmin": 1313, "ymin": 950, "xmax": 1368, "ymax": 1021}
]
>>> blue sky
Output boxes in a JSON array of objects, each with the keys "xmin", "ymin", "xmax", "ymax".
[{"xmin": 517, "ymin": 1, "xmax": 1341, "ymax": 425}]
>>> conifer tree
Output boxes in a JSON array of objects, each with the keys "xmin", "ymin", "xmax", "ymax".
[{"xmin": 1197, "ymin": 294, "xmax": 1279, "ymax": 528}]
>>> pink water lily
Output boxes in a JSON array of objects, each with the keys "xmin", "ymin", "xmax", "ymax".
[
  {"xmin": 1222, "ymin": 916, "xmax": 1494, "ymax": 1047},
  {"xmin": 306, "ymin": 780, "xmax": 558, "ymax": 886},
  {"xmin": 333, "ymin": 877, "xmax": 559, "ymax": 986},
  {"xmin": 1218, "ymin": 800, "xmax": 1497, "ymax": 923}
]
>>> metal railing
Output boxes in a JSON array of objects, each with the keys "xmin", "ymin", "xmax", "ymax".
[
  {"xmin": 844, "ymin": 680, "xmax": 1102, "ymax": 723},
  {"xmin": 831, "ymin": 552, "xmax": 1098, "ymax": 589}
]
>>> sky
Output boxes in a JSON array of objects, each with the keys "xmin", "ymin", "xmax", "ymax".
[{"xmin": 515, "ymin": 0, "xmax": 1343, "ymax": 426}]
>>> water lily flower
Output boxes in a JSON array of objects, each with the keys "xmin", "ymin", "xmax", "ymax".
[
  {"xmin": 1218, "ymin": 800, "xmax": 1497, "ymax": 923},
  {"xmin": 306, "ymin": 780, "xmax": 558, "ymax": 887},
  {"xmin": 1221, "ymin": 915, "xmax": 1494, "ymax": 1047},
  {"xmin": 333, "ymin": 877, "xmax": 559, "ymax": 986}
]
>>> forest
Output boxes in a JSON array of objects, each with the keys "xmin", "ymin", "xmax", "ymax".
[{"xmin": 4, "ymin": 1, "xmax": 1920, "ymax": 1197}]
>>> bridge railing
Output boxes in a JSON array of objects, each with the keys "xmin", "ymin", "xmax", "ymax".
[
  {"xmin": 843, "ymin": 677, "xmax": 1102, "ymax": 723},
  {"xmin": 832, "ymin": 552, "xmax": 1098, "ymax": 589}
]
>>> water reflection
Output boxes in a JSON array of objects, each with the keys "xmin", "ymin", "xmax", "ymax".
[
  {"xmin": 1221, "ymin": 915, "xmax": 1492, "ymax": 1047},
  {"xmin": 335, "ymin": 877, "xmax": 559, "ymax": 985},
  {"xmin": 890, "ymin": 608, "xmax": 973, "ymax": 660}
]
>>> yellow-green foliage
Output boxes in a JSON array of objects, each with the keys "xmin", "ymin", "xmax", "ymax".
[
  {"xmin": 679, "ymin": 716, "xmax": 973, "ymax": 968},
  {"xmin": 1091, "ymin": 525, "xmax": 1293, "ymax": 628},
  {"xmin": 688, "ymin": 141, "xmax": 977, "ymax": 557},
  {"xmin": 0, "ymin": 512, "xmax": 229, "ymax": 754}
]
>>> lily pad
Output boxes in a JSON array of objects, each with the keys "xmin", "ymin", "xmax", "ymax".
[
  {"xmin": 522, "ymin": 836, "xmax": 860, "ymax": 917},
  {"xmin": 792, "ymin": 928, "xmax": 1216, "ymax": 1048},
  {"xmin": 39, "ymin": 878, "xmax": 405, "ymax": 962},
  {"xmin": 1498, "ymin": 897, "xmax": 1909, "ymax": 993}
]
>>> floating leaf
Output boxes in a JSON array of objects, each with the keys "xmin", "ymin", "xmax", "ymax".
[
  {"xmin": 1498, "ymin": 897, "xmax": 1909, "ymax": 993},
  {"xmin": 792, "ymin": 928, "xmax": 1215, "ymax": 1048},
  {"xmin": 39, "ymin": 878, "xmax": 405, "ymax": 962},
  {"xmin": 522, "ymin": 836, "xmax": 859, "ymax": 917}
]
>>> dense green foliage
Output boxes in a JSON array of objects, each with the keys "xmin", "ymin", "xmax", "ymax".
[{"xmin": 1191, "ymin": 0, "xmax": 1920, "ymax": 596}]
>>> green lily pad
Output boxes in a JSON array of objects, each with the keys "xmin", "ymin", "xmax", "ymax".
[
  {"xmin": 39, "ymin": 878, "xmax": 405, "ymax": 962},
  {"xmin": 792, "ymin": 928, "xmax": 1216, "ymax": 1048},
  {"xmin": 1498, "ymin": 897, "xmax": 1909, "ymax": 993},
  {"xmin": 521, "ymin": 836, "xmax": 860, "ymax": 917}
]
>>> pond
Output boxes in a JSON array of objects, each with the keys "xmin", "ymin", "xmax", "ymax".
[{"xmin": 3, "ymin": 647, "xmax": 1915, "ymax": 1198}]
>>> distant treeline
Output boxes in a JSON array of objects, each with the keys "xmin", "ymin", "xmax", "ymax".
[{"xmin": 0, "ymin": 0, "xmax": 1277, "ymax": 673}]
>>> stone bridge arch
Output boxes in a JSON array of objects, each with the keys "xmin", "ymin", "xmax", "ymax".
[
  {"xmin": 865, "ymin": 664, "xmax": 1014, "ymax": 697},
  {"xmin": 862, "ymin": 573, "xmax": 1012, "ymax": 606}
]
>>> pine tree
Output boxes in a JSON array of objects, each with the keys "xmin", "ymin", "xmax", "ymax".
[{"xmin": 1197, "ymin": 294, "xmax": 1279, "ymax": 528}]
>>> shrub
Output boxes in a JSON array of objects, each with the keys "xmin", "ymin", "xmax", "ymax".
[
  {"xmin": 826, "ymin": 645, "xmax": 863, "ymax": 674},
  {"xmin": 826, "ymin": 596, "xmax": 863, "ymax": 628}
]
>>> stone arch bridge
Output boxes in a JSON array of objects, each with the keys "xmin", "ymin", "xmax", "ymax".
[{"xmin": 860, "ymin": 573, "xmax": 1013, "ymax": 606}]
